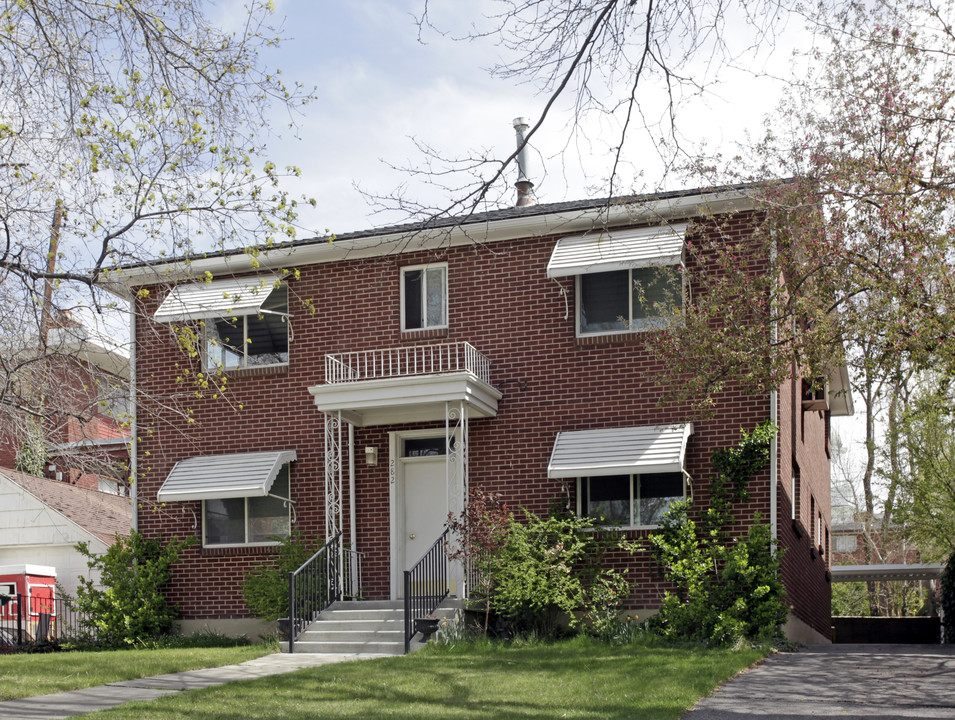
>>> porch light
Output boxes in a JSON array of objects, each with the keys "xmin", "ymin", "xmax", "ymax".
[{"xmin": 365, "ymin": 446, "xmax": 378, "ymax": 466}]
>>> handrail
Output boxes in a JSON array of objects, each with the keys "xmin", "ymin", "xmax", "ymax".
[
  {"xmin": 325, "ymin": 342, "xmax": 491, "ymax": 385},
  {"xmin": 288, "ymin": 532, "xmax": 342, "ymax": 653},
  {"xmin": 403, "ymin": 527, "xmax": 451, "ymax": 653}
]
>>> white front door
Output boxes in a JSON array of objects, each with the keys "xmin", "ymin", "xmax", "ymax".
[
  {"xmin": 390, "ymin": 431, "xmax": 456, "ymax": 598},
  {"xmin": 402, "ymin": 457, "xmax": 447, "ymax": 571}
]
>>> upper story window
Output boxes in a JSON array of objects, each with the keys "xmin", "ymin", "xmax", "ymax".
[
  {"xmin": 578, "ymin": 266, "xmax": 682, "ymax": 335},
  {"xmin": 152, "ymin": 276, "xmax": 289, "ymax": 371},
  {"xmin": 401, "ymin": 264, "xmax": 447, "ymax": 331},
  {"xmin": 546, "ymin": 224, "xmax": 686, "ymax": 337},
  {"xmin": 205, "ymin": 284, "xmax": 289, "ymax": 370}
]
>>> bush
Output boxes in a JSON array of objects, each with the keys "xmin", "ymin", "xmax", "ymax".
[
  {"xmin": 449, "ymin": 490, "xmax": 637, "ymax": 639},
  {"xmin": 73, "ymin": 531, "xmax": 196, "ymax": 647},
  {"xmin": 241, "ymin": 530, "xmax": 324, "ymax": 621},
  {"xmin": 647, "ymin": 421, "xmax": 788, "ymax": 646}
]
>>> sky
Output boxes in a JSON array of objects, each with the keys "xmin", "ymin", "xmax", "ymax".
[
  {"xmin": 246, "ymin": 0, "xmax": 806, "ymax": 238},
  {"xmin": 244, "ymin": 1, "xmax": 867, "ymax": 464}
]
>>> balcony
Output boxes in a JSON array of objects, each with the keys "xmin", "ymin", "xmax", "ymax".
[
  {"xmin": 325, "ymin": 342, "xmax": 491, "ymax": 385},
  {"xmin": 310, "ymin": 342, "xmax": 501, "ymax": 427}
]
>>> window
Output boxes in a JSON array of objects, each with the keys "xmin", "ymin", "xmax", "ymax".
[
  {"xmin": 403, "ymin": 436, "xmax": 454, "ymax": 457},
  {"xmin": 205, "ymin": 284, "xmax": 289, "ymax": 369},
  {"xmin": 401, "ymin": 264, "xmax": 447, "ymax": 330},
  {"xmin": 577, "ymin": 266, "xmax": 681, "ymax": 335},
  {"xmin": 834, "ymin": 535, "xmax": 857, "ymax": 553},
  {"xmin": 202, "ymin": 464, "xmax": 291, "ymax": 546},
  {"xmin": 578, "ymin": 472, "xmax": 684, "ymax": 527}
]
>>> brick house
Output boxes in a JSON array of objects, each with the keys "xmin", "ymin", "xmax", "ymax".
[
  {"xmin": 0, "ymin": 315, "xmax": 130, "ymax": 493},
  {"xmin": 109, "ymin": 183, "xmax": 851, "ymax": 643}
]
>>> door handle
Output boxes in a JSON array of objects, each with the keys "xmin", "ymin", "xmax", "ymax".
[{"xmin": 409, "ymin": 534, "xmax": 416, "ymax": 540}]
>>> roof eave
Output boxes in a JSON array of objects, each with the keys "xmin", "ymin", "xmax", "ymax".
[{"xmin": 102, "ymin": 188, "xmax": 761, "ymax": 293}]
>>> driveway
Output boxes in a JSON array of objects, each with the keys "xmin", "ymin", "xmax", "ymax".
[{"xmin": 682, "ymin": 644, "xmax": 955, "ymax": 719}]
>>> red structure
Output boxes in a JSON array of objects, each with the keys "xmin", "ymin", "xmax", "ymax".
[
  {"xmin": 0, "ymin": 565, "xmax": 56, "ymax": 640},
  {"xmin": 112, "ymin": 185, "xmax": 851, "ymax": 642}
]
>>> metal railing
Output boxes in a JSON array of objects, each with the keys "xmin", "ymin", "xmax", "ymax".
[
  {"xmin": 403, "ymin": 528, "xmax": 451, "ymax": 653},
  {"xmin": 325, "ymin": 342, "xmax": 491, "ymax": 385},
  {"xmin": 288, "ymin": 533, "xmax": 342, "ymax": 653},
  {"xmin": 0, "ymin": 594, "xmax": 93, "ymax": 648}
]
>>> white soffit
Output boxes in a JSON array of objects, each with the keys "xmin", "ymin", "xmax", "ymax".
[
  {"xmin": 546, "ymin": 223, "xmax": 687, "ymax": 278},
  {"xmin": 156, "ymin": 451, "xmax": 296, "ymax": 502},
  {"xmin": 153, "ymin": 276, "xmax": 281, "ymax": 323},
  {"xmin": 547, "ymin": 424, "xmax": 693, "ymax": 478}
]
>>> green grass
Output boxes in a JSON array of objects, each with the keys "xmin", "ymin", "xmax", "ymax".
[
  {"xmin": 86, "ymin": 635, "xmax": 767, "ymax": 720},
  {"xmin": 0, "ymin": 644, "xmax": 274, "ymax": 701}
]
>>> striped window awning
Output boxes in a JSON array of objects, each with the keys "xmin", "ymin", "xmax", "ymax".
[
  {"xmin": 547, "ymin": 424, "xmax": 693, "ymax": 478},
  {"xmin": 545, "ymin": 223, "xmax": 687, "ymax": 278},
  {"xmin": 156, "ymin": 451, "xmax": 296, "ymax": 502},
  {"xmin": 153, "ymin": 276, "xmax": 282, "ymax": 323}
]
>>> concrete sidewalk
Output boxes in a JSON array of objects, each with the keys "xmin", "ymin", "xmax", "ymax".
[
  {"xmin": 0, "ymin": 651, "xmax": 386, "ymax": 719},
  {"xmin": 682, "ymin": 644, "xmax": 955, "ymax": 719}
]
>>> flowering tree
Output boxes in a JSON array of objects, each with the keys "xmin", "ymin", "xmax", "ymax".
[{"xmin": 0, "ymin": 0, "xmax": 312, "ymax": 477}]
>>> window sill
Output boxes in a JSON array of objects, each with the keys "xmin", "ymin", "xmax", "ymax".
[
  {"xmin": 575, "ymin": 332, "xmax": 649, "ymax": 347},
  {"xmin": 201, "ymin": 543, "xmax": 281, "ymax": 556},
  {"xmin": 400, "ymin": 328, "xmax": 449, "ymax": 342},
  {"xmin": 204, "ymin": 364, "xmax": 289, "ymax": 378}
]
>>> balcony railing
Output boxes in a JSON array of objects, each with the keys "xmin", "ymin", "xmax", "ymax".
[{"xmin": 325, "ymin": 342, "xmax": 491, "ymax": 385}]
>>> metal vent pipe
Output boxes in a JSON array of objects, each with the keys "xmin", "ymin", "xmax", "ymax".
[{"xmin": 513, "ymin": 117, "xmax": 536, "ymax": 206}]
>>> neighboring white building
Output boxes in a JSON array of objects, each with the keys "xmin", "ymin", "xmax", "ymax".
[{"xmin": 0, "ymin": 468, "xmax": 131, "ymax": 597}]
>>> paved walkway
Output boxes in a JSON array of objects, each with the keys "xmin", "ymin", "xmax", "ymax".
[
  {"xmin": 682, "ymin": 644, "xmax": 955, "ymax": 719},
  {"xmin": 0, "ymin": 652, "xmax": 388, "ymax": 719}
]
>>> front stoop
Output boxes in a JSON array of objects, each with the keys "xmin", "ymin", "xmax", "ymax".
[{"xmin": 281, "ymin": 599, "xmax": 459, "ymax": 655}]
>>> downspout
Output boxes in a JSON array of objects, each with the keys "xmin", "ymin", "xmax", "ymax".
[
  {"xmin": 129, "ymin": 299, "xmax": 138, "ymax": 532},
  {"xmin": 770, "ymin": 390, "xmax": 778, "ymax": 541},
  {"xmin": 769, "ymin": 237, "xmax": 778, "ymax": 542}
]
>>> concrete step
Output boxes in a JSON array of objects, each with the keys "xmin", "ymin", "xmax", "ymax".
[
  {"xmin": 284, "ymin": 640, "xmax": 406, "ymax": 655},
  {"xmin": 282, "ymin": 598, "xmax": 462, "ymax": 655},
  {"xmin": 306, "ymin": 619, "xmax": 403, "ymax": 632},
  {"xmin": 297, "ymin": 629, "xmax": 404, "ymax": 643},
  {"xmin": 316, "ymin": 609, "xmax": 403, "ymax": 622}
]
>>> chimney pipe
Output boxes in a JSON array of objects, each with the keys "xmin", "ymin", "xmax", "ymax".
[{"xmin": 513, "ymin": 117, "xmax": 536, "ymax": 207}]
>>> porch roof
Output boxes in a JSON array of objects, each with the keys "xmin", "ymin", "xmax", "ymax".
[
  {"xmin": 156, "ymin": 450, "xmax": 296, "ymax": 502},
  {"xmin": 547, "ymin": 423, "xmax": 693, "ymax": 478},
  {"xmin": 309, "ymin": 373, "xmax": 501, "ymax": 427}
]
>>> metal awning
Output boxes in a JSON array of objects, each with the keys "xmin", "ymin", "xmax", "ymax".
[
  {"xmin": 153, "ymin": 276, "xmax": 282, "ymax": 323},
  {"xmin": 830, "ymin": 563, "xmax": 945, "ymax": 583},
  {"xmin": 547, "ymin": 424, "xmax": 693, "ymax": 478},
  {"xmin": 546, "ymin": 223, "xmax": 687, "ymax": 278},
  {"xmin": 156, "ymin": 451, "xmax": 296, "ymax": 502}
]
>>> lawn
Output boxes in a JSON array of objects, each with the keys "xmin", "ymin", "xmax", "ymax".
[
  {"xmin": 0, "ymin": 644, "xmax": 274, "ymax": 701},
  {"xmin": 86, "ymin": 636, "xmax": 767, "ymax": 720}
]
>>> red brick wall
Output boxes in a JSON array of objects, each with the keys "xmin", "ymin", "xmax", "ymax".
[
  {"xmin": 776, "ymin": 370, "xmax": 834, "ymax": 638},
  {"xmin": 133, "ymin": 212, "xmax": 830, "ymax": 632}
]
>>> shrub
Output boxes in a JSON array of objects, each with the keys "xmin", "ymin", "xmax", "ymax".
[
  {"xmin": 73, "ymin": 531, "xmax": 196, "ymax": 647},
  {"xmin": 449, "ymin": 490, "xmax": 637, "ymax": 638},
  {"xmin": 648, "ymin": 421, "xmax": 788, "ymax": 646},
  {"xmin": 242, "ymin": 530, "xmax": 324, "ymax": 620}
]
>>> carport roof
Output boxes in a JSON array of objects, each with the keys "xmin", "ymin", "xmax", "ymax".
[{"xmin": 830, "ymin": 563, "xmax": 945, "ymax": 583}]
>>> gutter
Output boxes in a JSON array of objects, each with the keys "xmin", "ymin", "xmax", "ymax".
[{"xmin": 102, "ymin": 188, "xmax": 763, "ymax": 291}]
